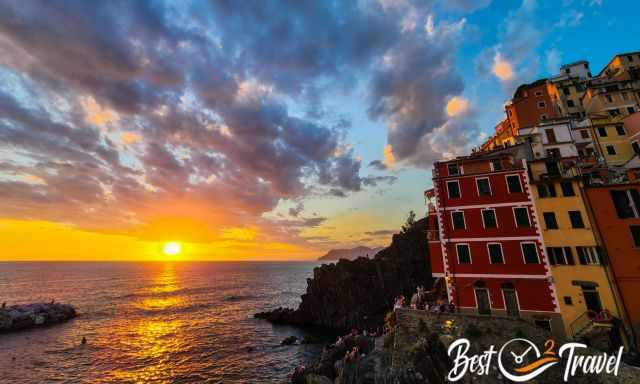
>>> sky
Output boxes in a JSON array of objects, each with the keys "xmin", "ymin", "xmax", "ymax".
[{"xmin": 0, "ymin": 0, "xmax": 638, "ymax": 261}]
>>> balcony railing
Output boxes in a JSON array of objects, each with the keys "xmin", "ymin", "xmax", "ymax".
[{"xmin": 569, "ymin": 309, "xmax": 614, "ymax": 339}]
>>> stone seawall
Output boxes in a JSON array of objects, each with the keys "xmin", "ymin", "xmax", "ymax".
[{"xmin": 0, "ymin": 303, "xmax": 76, "ymax": 332}]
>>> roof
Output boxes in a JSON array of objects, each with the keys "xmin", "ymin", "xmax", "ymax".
[
  {"xmin": 512, "ymin": 78, "xmax": 548, "ymax": 99},
  {"xmin": 596, "ymin": 51, "xmax": 640, "ymax": 77}
]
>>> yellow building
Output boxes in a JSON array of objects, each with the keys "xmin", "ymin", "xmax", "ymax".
[
  {"xmin": 527, "ymin": 159, "xmax": 623, "ymax": 341},
  {"xmin": 589, "ymin": 114, "xmax": 635, "ymax": 165}
]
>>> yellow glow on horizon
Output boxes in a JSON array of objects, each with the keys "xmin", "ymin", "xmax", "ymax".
[
  {"xmin": 162, "ymin": 241, "xmax": 182, "ymax": 256},
  {"xmin": 0, "ymin": 219, "xmax": 320, "ymax": 261}
]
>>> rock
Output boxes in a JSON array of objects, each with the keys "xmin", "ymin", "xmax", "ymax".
[
  {"xmin": 256, "ymin": 218, "xmax": 431, "ymax": 331},
  {"xmin": 281, "ymin": 336, "xmax": 298, "ymax": 345},
  {"xmin": 301, "ymin": 335, "xmax": 321, "ymax": 344},
  {"xmin": 0, "ymin": 303, "xmax": 76, "ymax": 333},
  {"xmin": 305, "ymin": 374, "xmax": 332, "ymax": 384}
]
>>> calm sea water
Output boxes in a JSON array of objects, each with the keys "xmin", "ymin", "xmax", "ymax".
[{"xmin": 0, "ymin": 262, "xmax": 326, "ymax": 383}]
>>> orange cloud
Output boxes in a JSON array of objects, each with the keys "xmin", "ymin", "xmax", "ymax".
[
  {"xmin": 81, "ymin": 96, "xmax": 119, "ymax": 126},
  {"xmin": 492, "ymin": 53, "xmax": 514, "ymax": 81},
  {"xmin": 121, "ymin": 131, "xmax": 142, "ymax": 146},
  {"xmin": 446, "ymin": 96, "xmax": 470, "ymax": 117},
  {"xmin": 383, "ymin": 144, "xmax": 396, "ymax": 168}
]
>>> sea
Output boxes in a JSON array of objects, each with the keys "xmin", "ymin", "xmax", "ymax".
[{"xmin": 0, "ymin": 262, "xmax": 328, "ymax": 383}]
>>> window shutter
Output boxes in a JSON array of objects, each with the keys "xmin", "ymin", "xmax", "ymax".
[
  {"xmin": 631, "ymin": 189, "xmax": 640, "ymax": 217},
  {"xmin": 596, "ymin": 246, "xmax": 607, "ymax": 265},
  {"xmin": 564, "ymin": 247, "xmax": 575, "ymax": 265},
  {"xmin": 576, "ymin": 247, "xmax": 587, "ymax": 265},
  {"xmin": 547, "ymin": 247, "xmax": 556, "ymax": 265}
]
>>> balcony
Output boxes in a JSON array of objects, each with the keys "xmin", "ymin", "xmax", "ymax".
[{"xmin": 569, "ymin": 310, "xmax": 614, "ymax": 340}]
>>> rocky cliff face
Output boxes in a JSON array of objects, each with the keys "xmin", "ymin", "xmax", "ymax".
[{"xmin": 256, "ymin": 218, "xmax": 431, "ymax": 331}]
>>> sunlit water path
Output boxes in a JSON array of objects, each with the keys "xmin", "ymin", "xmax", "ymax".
[{"xmin": 0, "ymin": 262, "xmax": 323, "ymax": 383}]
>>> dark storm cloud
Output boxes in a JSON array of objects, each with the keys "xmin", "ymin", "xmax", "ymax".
[
  {"xmin": 368, "ymin": 160, "xmax": 388, "ymax": 171},
  {"xmin": 0, "ymin": 0, "xmax": 473, "ymax": 234}
]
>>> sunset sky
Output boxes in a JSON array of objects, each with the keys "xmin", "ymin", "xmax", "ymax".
[{"xmin": 1, "ymin": 0, "xmax": 638, "ymax": 261}]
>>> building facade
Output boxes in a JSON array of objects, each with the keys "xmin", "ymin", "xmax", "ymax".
[
  {"xmin": 585, "ymin": 183, "xmax": 640, "ymax": 347},
  {"xmin": 428, "ymin": 153, "xmax": 564, "ymax": 335},
  {"xmin": 527, "ymin": 158, "xmax": 623, "ymax": 343}
]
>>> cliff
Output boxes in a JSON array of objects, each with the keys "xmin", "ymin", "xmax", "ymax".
[
  {"xmin": 256, "ymin": 218, "xmax": 430, "ymax": 330},
  {"xmin": 317, "ymin": 246, "xmax": 383, "ymax": 261}
]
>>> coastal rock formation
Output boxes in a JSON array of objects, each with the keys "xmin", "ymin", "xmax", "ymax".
[
  {"xmin": 256, "ymin": 218, "xmax": 431, "ymax": 331},
  {"xmin": 0, "ymin": 303, "xmax": 76, "ymax": 332},
  {"xmin": 296, "ymin": 309, "xmax": 640, "ymax": 384},
  {"xmin": 317, "ymin": 246, "xmax": 383, "ymax": 261}
]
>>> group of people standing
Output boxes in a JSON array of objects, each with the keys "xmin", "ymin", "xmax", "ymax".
[{"xmin": 394, "ymin": 286, "xmax": 456, "ymax": 313}]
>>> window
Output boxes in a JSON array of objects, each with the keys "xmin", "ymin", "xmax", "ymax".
[
  {"xmin": 563, "ymin": 88, "xmax": 571, "ymax": 96},
  {"xmin": 482, "ymin": 209, "xmax": 497, "ymax": 228},
  {"xmin": 576, "ymin": 247, "xmax": 600, "ymax": 265},
  {"xmin": 632, "ymin": 141, "xmax": 640, "ymax": 155},
  {"xmin": 606, "ymin": 94, "xmax": 613, "ymax": 103},
  {"xmin": 560, "ymin": 181, "xmax": 575, "ymax": 196},
  {"xmin": 606, "ymin": 145, "xmax": 616, "ymax": 155},
  {"xmin": 564, "ymin": 296, "xmax": 573, "ymax": 305},
  {"xmin": 597, "ymin": 127, "xmax": 608, "ymax": 137},
  {"xmin": 609, "ymin": 108, "xmax": 620, "ymax": 117},
  {"xmin": 456, "ymin": 244, "xmax": 472, "ymax": 264},
  {"xmin": 447, "ymin": 181, "xmax": 461, "ymax": 199},
  {"xmin": 534, "ymin": 319, "xmax": 552, "ymax": 332},
  {"xmin": 569, "ymin": 211, "xmax": 585, "ymax": 228},
  {"xmin": 543, "ymin": 212, "xmax": 559, "ymax": 229},
  {"xmin": 622, "ymin": 92, "xmax": 629, "ymax": 101},
  {"xmin": 580, "ymin": 130, "xmax": 589, "ymax": 139},
  {"xmin": 610, "ymin": 190, "xmax": 640, "ymax": 218},
  {"xmin": 506, "ymin": 175, "xmax": 522, "ymax": 193},
  {"xmin": 447, "ymin": 163, "xmax": 459, "ymax": 175},
  {"xmin": 513, "ymin": 207, "xmax": 531, "ymax": 228},
  {"xmin": 540, "ymin": 114, "xmax": 548, "ymax": 121},
  {"xmin": 451, "ymin": 211, "xmax": 465, "ymax": 230},
  {"xmin": 628, "ymin": 106, "xmax": 636, "ymax": 114},
  {"xmin": 631, "ymin": 225, "xmax": 640, "ymax": 247},
  {"xmin": 535, "ymin": 90, "xmax": 543, "ymax": 97},
  {"xmin": 567, "ymin": 99, "xmax": 575, "ymax": 108},
  {"xmin": 628, "ymin": 55, "xmax": 635, "ymax": 62},
  {"xmin": 537, "ymin": 183, "xmax": 556, "ymax": 198},
  {"xmin": 488, "ymin": 243, "xmax": 504, "ymax": 264},
  {"xmin": 522, "ymin": 243, "xmax": 540, "ymax": 264},
  {"xmin": 490, "ymin": 159, "xmax": 503, "ymax": 171},
  {"xmin": 616, "ymin": 125, "xmax": 626, "ymax": 135},
  {"xmin": 545, "ymin": 129, "xmax": 557, "ymax": 143},
  {"xmin": 476, "ymin": 178, "xmax": 491, "ymax": 196},
  {"xmin": 537, "ymin": 101, "xmax": 546, "ymax": 108},
  {"xmin": 547, "ymin": 247, "xmax": 574, "ymax": 265}
]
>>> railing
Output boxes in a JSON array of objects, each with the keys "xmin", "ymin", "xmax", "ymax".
[{"xmin": 569, "ymin": 309, "xmax": 614, "ymax": 338}]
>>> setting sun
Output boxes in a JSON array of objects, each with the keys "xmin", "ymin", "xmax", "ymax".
[{"xmin": 162, "ymin": 242, "xmax": 182, "ymax": 256}]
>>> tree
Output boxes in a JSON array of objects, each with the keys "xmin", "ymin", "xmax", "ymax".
[{"xmin": 401, "ymin": 210, "xmax": 416, "ymax": 233}]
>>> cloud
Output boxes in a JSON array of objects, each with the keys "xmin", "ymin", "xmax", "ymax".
[
  {"xmin": 492, "ymin": 53, "xmax": 515, "ymax": 81},
  {"xmin": 0, "ymin": 0, "xmax": 484, "ymax": 246},
  {"xmin": 362, "ymin": 175, "xmax": 398, "ymax": 187},
  {"xmin": 555, "ymin": 10, "xmax": 584, "ymax": 28},
  {"xmin": 545, "ymin": 48, "xmax": 562, "ymax": 75},
  {"xmin": 446, "ymin": 96, "xmax": 470, "ymax": 117},
  {"xmin": 364, "ymin": 229, "xmax": 396, "ymax": 236},
  {"xmin": 368, "ymin": 160, "xmax": 388, "ymax": 171},
  {"xmin": 289, "ymin": 202, "xmax": 304, "ymax": 217},
  {"xmin": 441, "ymin": 0, "xmax": 492, "ymax": 12}
]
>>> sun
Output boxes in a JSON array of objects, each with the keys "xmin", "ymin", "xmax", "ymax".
[{"xmin": 162, "ymin": 241, "xmax": 182, "ymax": 256}]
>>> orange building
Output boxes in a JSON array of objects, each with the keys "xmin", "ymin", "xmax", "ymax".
[
  {"xmin": 506, "ymin": 79, "xmax": 558, "ymax": 133},
  {"xmin": 584, "ymin": 183, "xmax": 640, "ymax": 347}
]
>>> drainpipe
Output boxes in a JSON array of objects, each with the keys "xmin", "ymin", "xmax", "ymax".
[{"xmin": 581, "ymin": 184, "xmax": 638, "ymax": 349}]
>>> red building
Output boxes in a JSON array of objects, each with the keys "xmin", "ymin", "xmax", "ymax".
[{"xmin": 427, "ymin": 153, "xmax": 564, "ymax": 334}]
